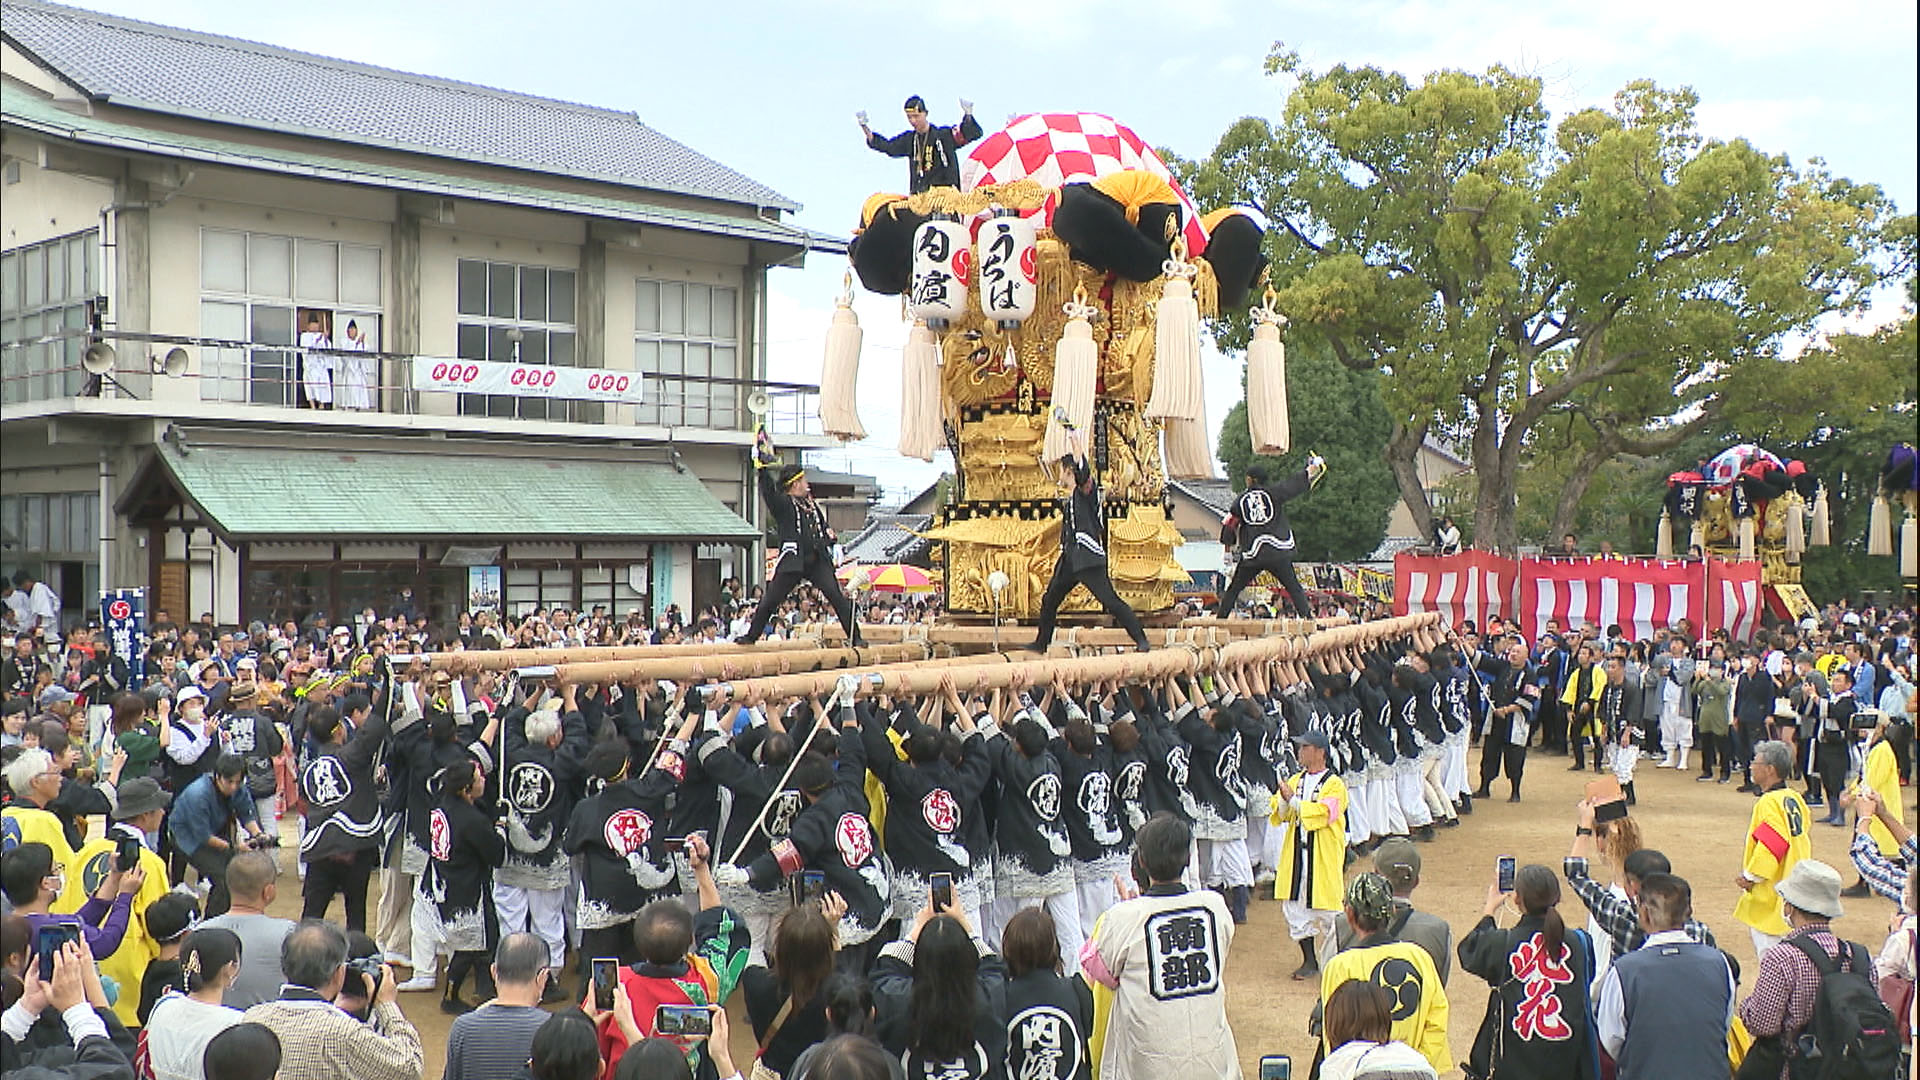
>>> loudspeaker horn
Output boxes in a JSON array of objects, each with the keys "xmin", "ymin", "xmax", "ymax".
[
  {"xmin": 156, "ymin": 347, "xmax": 189, "ymax": 378},
  {"xmin": 82, "ymin": 342, "xmax": 117, "ymax": 375},
  {"xmin": 746, "ymin": 391, "xmax": 772, "ymax": 417}
]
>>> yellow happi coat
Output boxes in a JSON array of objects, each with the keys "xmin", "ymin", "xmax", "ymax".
[
  {"xmin": 1858, "ymin": 738, "xmax": 1902, "ymax": 856},
  {"xmin": 1269, "ymin": 769, "xmax": 1347, "ymax": 910},
  {"xmin": 1735, "ymin": 785, "xmax": 1812, "ymax": 936},
  {"xmin": 71, "ymin": 831, "xmax": 172, "ymax": 1025}
]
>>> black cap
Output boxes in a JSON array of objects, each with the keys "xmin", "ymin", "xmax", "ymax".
[
  {"xmin": 777, "ymin": 464, "xmax": 806, "ymax": 490},
  {"xmin": 903, "ymin": 95, "xmax": 927, "ymax": 113},
  {"xmin": 1245, "ymin": 462, "xmax": 1271, "ymax": 484}
]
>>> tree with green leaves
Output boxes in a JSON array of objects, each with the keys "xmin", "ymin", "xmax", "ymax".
[
  {"xmin": 1215, "ymin": 338, "xmax": 1398, "ymax": 560},
  {"xmin": 1176, "ymin": 48, "xmax": 1898, "ymax": 551}
]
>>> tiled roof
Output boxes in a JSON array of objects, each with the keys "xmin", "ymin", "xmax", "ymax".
[
  {"xmin": 1169, "ymin": 478, "xmax": 1236, "ymax": 517},
  {"xmin": 1, "ymin": 90, "xmax": 836, "ymax": 251},
  {"xmin": 134, "ymin": 442, "xmax": 757, "ymax": 541},
  {"xmin": 1, "ymin": 0, "xmax": 797, "ymax": 211},
  {"xmin": 842, "ymin": 514, "xmax": 933, "ymax": 565}
]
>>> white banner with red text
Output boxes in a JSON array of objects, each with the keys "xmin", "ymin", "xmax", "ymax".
[{"xmin": 411, "ymin": 357, "xmax": 646, "ymax": 404}]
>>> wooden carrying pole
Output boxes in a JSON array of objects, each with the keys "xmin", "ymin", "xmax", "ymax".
[
  {"xmin": 552, "ymin": 642, "xmax": 932, "ymax": 687},
  {"xmin": 708, "ymin": 643, "xmax": 1206, "ymax": 702},
  {"xmin": 423, "ymin": 638, "xmax": 819, "ymax": 675},
  {"xmin": 805, "ymin": 620, "xmax": 1315, "ymax": 648},
  {"xmin": 714, "ymin": 650, "xmax": 1030, "ymax": 703},
  {"xmin": 716, "ymin": 612, "xmax": 1443, "ymax": 702}
]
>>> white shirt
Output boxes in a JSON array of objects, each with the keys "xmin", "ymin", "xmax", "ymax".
[
  {"xmin": 2, "ymin": 589, "xmax": 28, "ymax": 630},
  {"xmin": 25, "ymin": 581, "xmax": 60, "ymax": 639},
  {"xmin": 1594, "ymin": 928, "xmax": 1736, "ymax": 1060},
  {"xmin": 145, "ymin": 993, "xmax": 243, "ymax": 1080}
]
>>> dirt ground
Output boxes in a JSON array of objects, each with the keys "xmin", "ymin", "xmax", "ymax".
[{"xmin": 256, "ymin": 746, "xmax": 1913, "ymax": 1079}]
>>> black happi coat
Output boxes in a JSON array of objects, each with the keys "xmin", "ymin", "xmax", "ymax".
[
  {"xmin": 861, "ymin": 714, "xmax": 992, "ymax": 881},
  {"xmin": 760, "ymin": 468, "xmax": 834, "ymax": 570},
  {"xmin": 300, "ymin": 707, "xmax": 393, "ymax": 862},
  {"xmin": 1458, "ymin": 914, "xmax": 1600, "ymax": 1080},
  {"xmin": 1127, "ymin": 694, "xmax": 1198, "ymax": 824},
  {"xmin": 746, "ymin": 724, "xmax": 890, "ymax": 939},
  {"xmin": 1003, "ymin": 968, "xmax": 1096, "ymax": 1080},
  {"xmin": 1176, "ymin": 702, "xmax": 1247, "ymax": 834},
  {"xmin": 564, "ymin": 752, "xmax": 682, "ymax": 930},
  {"xmin": 1222, "ymin": 467, "xmax": 1315, "ymax": 558},
  {"xmin": 421, "ymin": 792, "xmax": 506, "ymax": 928},
  {"xmin": 1057, "ymin": 457, "xmax": 1108, "ymax": 573},
  {"xmin": 1051, "ymin": 736, "xmax": 1125, "ymax": 870},
  {"xmin": 866, "ymin": 113, "xmax": 984, "ymax": 193},
  {"xmin": 499, "ymin": 705, "xmax": 591, "ymax": 888},
  {"xmin": 984, "ymin": 729, "xmax": 1072, "ymax": 891},
  {"xmin": 696, "ymin": 731, "xmax": 804, "ymax": 870},
  {"xmin": 397, "ymin": 713, "xmax": 490, "ymax": 856}
]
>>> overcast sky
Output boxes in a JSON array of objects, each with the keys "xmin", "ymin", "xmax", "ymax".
[{"xmin": 66, "ymin": 0, "xmax": 1919, "ymax": 503}]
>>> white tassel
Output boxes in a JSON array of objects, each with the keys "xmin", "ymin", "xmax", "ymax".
[
  {"xmin": 1044, "ymin": 289, "xmax": 1099, "ymax": 465},
  {"xmin": 1145, "ymin": 238, "xmax": 1202, "ymax": 421},
  {"xmin": 1869, "ymin": 494, "xmax": 1894, "ymax": 556},
  {"xmin": 1688, "ymin": 519, "xmax": 1706, "ymax": 555},
  {"xmin": 898, "ymin": 321, "xmax": 942, "ymax": 462},
  {"xmin": 1737, "ymin": 516, "xmax": 1756, "ymax": 562},
  {"xmin": 1903, "ymin": 507, "xmax": 1918, "ymax": 579},
  {"xmin": 1246, "ymin": 294, "xmax": 1291, "ymax": 455},
  {"xmin": 1810, "ymin": 484, "xmax": 1831, "ymax": 547},
  {"xmin": 817, "ymin": 275, "xmax": 866, "ymax": 441},
  {"xmin": 1785, "ymin": 497, "xmax": 1805, "ymax": 562},
  {"xmin": 1163, "ymin": 416, "xmax": 1214, "ymax": 479},
  {"xmin": 1656, "ymin": 509, "xmax": 1674, "ymax": 558}
]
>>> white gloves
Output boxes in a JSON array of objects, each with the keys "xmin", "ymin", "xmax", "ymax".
[
  {"xmin": 855, "ymin": 110, "xmax": 869, "ymax": 126},
  {"xmin": 712, "ymin": 863, "xmax": 749, "ymax": 887},
  {"xmin": 959, "ymin": 98, "xmax": 974, "ymax": 114}
]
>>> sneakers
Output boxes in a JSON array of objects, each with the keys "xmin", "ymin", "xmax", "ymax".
[
  {"xmin": 440, "ymin": 995, "xmax": 473, "ymax": 1016},
  {"xmin": 395, "ymin": 976, "xmax": 437, "ymax": 992}
]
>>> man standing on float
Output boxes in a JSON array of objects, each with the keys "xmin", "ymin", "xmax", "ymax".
[
  {"xmin": 1030, "ymin": 420, "xmax": 1150, "ymax": 652},
  {"xmin": 858, "ymin": 95, "xmax": 981, "ymax": 193},
  {"xmin": 739, "ymin": 429, "xmax": 864, "ymax": 647},
  {"xmin": 1215, "ymin": 456, "xmax": 1326, "ymax": 619}
]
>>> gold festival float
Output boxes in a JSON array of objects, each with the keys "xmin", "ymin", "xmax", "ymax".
[{"xmin": 817, "ymin": 112, "xmax": 1284, "ymax": 620}]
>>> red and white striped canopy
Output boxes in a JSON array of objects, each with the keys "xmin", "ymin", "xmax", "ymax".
[{"xmin": 962, "ymin": 112, "xmax": 1209, "ymax": 253}]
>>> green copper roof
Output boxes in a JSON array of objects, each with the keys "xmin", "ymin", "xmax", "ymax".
[{"xmin": 147, "ymin": 442, "xmax": 756, "ymax": 541}]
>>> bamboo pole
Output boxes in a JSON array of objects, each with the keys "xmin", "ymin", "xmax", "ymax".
[
  {"xmin": 413, "ymin": 638, "xmax": 820, "ymax": 676},
  {"xmin": 551, "ymin": 642, "xmax": 932, "ymax": 687}
]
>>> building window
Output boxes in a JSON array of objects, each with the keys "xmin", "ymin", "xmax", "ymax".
[
  {"xmin": 455, "ymin": 258, "xmax": 581, "ymax": 422},
  {"xmin": 1, "ymin": 229, "xmax": 99, "ymax": 404},
  {"xmin": 633, "ymin": 278, "xmax": 739, "ymax": 428},
  {"xmin": 200, "ymin": 229, "xmax": 383, "ymax": 407}
]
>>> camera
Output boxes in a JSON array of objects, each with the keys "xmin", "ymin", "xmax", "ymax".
[{"xmin": 345, "ymin": 955, "xmax": 385, "ymax": 997}]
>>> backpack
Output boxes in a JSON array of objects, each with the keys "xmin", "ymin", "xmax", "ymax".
[{"xmin": 1785, "ymin": 934, "xmax": 1900, "ymax": 1080}]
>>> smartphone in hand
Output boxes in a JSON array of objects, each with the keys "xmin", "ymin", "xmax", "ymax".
[
  {"xmin": 654, "ymin": 1003, "xmax": 712, "ymax": 1038},
  {"xmin": 591, "ymin": 958, "xmax": 618, "ymax": 1012},
  {"xmin": 791, "ymin": 869, "xmax": 826, "ymax": 907},
  {"xmin": 1259, "ymin": 1055, "xmax": 1292, "ymax": 1080},
  {"xmin": 929, "ymin": 872, "xmax": 954, "ymax": 911},
  {"xmin": 36, "ymin": 923, "xmax": 80, "ymax": 981},
  {"xmin": 1497, "ymin": 855, "xmax": 1517, "ymax": 893}
]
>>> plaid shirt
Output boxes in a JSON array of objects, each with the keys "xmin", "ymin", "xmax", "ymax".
[
  {"xmin": 1566, "ymin": 865, "xmax": 1717, "ymax": 958},
  {"xmin": 243, "ymin": 991, "xmax": 423, "ymax": 1080},
  {"xmin": 1738, "ymin": 924, "xmax": 1879, "ymax": 1060},
  {"xmin": 1850, "ymin": 828, "xmax": 1916, "ymax": 905}
]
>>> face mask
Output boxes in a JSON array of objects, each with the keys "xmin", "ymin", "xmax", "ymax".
[{"xmin": 47, "ymin": 875, "xmax": 65, "ymax": 897}]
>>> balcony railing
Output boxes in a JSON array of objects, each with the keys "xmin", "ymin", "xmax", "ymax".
[{"xmin": 1, "ymin": 333, "xmax": 822, "ymax": 436}]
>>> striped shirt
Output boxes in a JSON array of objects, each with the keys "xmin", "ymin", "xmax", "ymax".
[{"xmin": 444, "ymin": 1004, "xmax": 552, "ymax": 1080}]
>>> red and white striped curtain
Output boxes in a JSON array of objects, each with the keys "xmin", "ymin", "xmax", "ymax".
[{"xmin": 1394, "ymin": 552, "xmax": 1765, "ymax": 643}]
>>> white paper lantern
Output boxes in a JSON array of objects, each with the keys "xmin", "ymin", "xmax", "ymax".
[
  {"xmin": 908, "ymin": 217, "xmax": 972, "ymax": 329},
  {"xmin": 975, "ymin": 211, "xmax": 1038, "ymax": 329}
]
